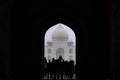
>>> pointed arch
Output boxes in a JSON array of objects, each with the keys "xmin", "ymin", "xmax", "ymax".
[{"xmin": 44, "ymin": 23, "xmax": 76, "ymax": 62}]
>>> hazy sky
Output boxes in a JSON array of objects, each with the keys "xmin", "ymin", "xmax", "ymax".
[{"xmin": 45, "ymin": 23, "xmax": 76, "ymax": 45}]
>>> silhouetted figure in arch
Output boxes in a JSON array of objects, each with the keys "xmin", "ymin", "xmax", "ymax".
[
  {"xmin": 64, "ymin": 61, "xmax": 69, "ymax": 79},
  {"xmin": 54, "ymin": 58, "xmax": 58, "ymax": 79},
  {"xmin": 69, "ymin": 60, "xmax": 75, "ymax": 80},
  {"xmin": 47, "ymin": 60, "xmax": 51, "ymax": 80},
  {"xmin": 43, "ymin": 56, "xmax": 77, "ymax": 80},
  {"xmin": 57, "ymin": 55, "xmax": 64, "ymax": 80},
  {"xmin": 51, "ymin": 58, "xmax": 56, "ymax": 79},
  {"xmin": 42, "ymin": 57, "xmax": 47, "ymax": 79}
]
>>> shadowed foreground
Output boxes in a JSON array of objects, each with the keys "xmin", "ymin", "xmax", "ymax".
[{"xmin": 42, "ymin": 56, "xmax": 77, "ymax": 80}]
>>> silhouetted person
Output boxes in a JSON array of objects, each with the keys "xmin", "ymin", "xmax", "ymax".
[
  {"xmin": 47, "ymin": 60, "xmax": 51, "ymax": 80},
  {"xmin": 51, "ymin": 58, "xmax": 56, "ymax": 79},
  {"xmin": 69, "ymin": 60, "xmax": 75, "ymax": 80},
  {"xmin": 43, "ymin": 56, "xmax": 76, "ymax": 80},
  {"xmin": 57, "ymin": 55, "xmax": 64, "ymax": 80},
  {"xmin": 55, "ymin": 59, "xmax": 59, "ymax": 80},
  {"xmin": 64, "ymin": 61, "xmax": 69, "ymax": 79},
  {"xmin": 58, "ymin": 55, "xmax": 64, "ymax": 62},
  {"xmin": 43, "ymin": 57, "xmax": 47, "ymax": 79}
]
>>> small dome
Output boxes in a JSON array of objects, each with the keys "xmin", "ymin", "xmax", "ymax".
[{"xmin": 52, "ymin": 24, "xmax": 68, "ymax": 41}]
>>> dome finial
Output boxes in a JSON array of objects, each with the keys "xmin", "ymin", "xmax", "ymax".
[
  {"xmin": 59, "ymin": 23, "xmax": 61, "ymax": 26},
  {"xmin": 57, "ymin": 23, "xmax": 63, "ymax": 29}
]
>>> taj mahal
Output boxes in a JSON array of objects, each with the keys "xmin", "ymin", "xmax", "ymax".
[{"xmin": 45, "ymin": 23, "xmax": 76, "ymax": 63}]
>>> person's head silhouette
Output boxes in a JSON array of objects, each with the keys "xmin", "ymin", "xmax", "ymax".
[
  {"xmin": 58, "ymin": 55, "xmax": 64, "ymax": 62},
  {"xmin": 59, "ymin": 55, "xmax": 62, "ymax": 59},
  {"xmin": 52, "ymin": 58, "xmax": 55, "ymax": 62},
  {"xmin": 48, "ymin": 60, "xmax": 51, "ymax": 63}
]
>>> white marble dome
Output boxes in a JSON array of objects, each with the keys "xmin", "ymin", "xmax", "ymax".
[{"xmin": 52, "ymin": 25, "xmax": 68, "ymax": 41}]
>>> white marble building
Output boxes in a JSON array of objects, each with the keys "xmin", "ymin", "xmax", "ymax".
[{"xmin": 45, "ymin": 24, "xmax": 75, "ymax": 63}]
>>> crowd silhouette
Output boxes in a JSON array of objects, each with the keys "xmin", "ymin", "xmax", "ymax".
[{"xmin": 42, "ymin": 56, "xmax": 77, "ymax": 80}]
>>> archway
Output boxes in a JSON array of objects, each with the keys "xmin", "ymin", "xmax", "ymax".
[
  {"xmin": 56, "ymin": 48, "xmax": 64, "ymax": 59},
  {"xmin": 44, "ymin": 23, "xmax": 76, "ymax": 63},
  {"xmin": 43, "ymin": 23, "xmax": 77, "ymax": 79}
]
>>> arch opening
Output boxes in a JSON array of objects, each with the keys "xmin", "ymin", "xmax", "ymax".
[{"xmin": 42, "ymin": 23, "xmax": 77, "ymax": 79}]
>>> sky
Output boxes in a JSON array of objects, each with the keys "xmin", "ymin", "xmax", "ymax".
[{"xmin": 44, "ymin": 23, "xmax": 76, "ymax": 45}]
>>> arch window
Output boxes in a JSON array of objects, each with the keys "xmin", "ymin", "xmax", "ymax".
[
  {"xmin": 69, "ymin": 55, "xmax": 73, "ymax": 61},
  {"xmin": 69, "ymin": 48, "xmax": 73, "ymax": 54},
  {"xmin": 47, "ymin": 49, "xmax": 51, "ymax": 54}
]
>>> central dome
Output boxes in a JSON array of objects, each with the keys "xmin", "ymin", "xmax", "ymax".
[{"xmin": 52, "ymin": 25, "xmax": 68, "ymax": 41}]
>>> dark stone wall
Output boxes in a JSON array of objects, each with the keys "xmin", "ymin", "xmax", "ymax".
[
  {"xmin": 112, "ymin": 0, "xmax": 120, "ymax": 80},
  {"xmin": 0, "ymin": 0, "xmax": 115, "ymax": 80},
  {"xmin": 0, "ymin": 0, "xmax": 13, "ymax": 80}
]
